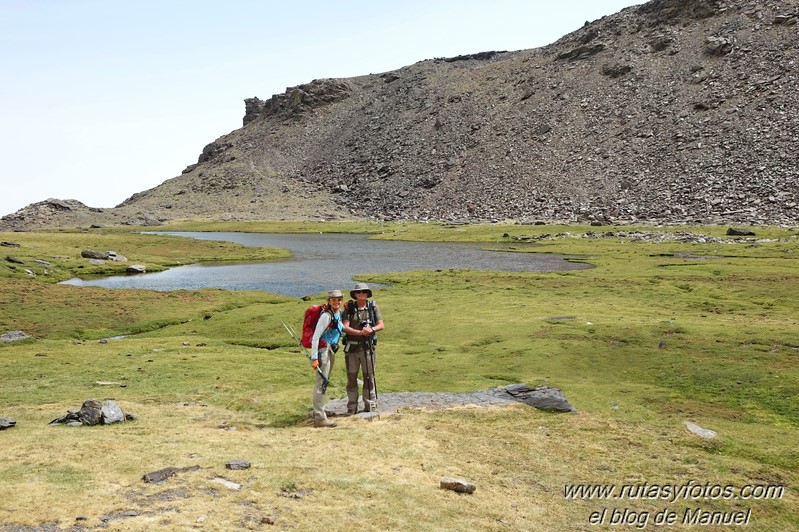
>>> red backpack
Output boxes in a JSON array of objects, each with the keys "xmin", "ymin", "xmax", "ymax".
[{"xmin": 301, "ymin": 304, "xmax": 330, "ymax": 349}]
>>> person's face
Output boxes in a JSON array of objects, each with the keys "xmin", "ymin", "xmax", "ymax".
[
  {"xmin": 354, "ymin": 290, "xmax": 369, "ymax": 301},
  {"xmin": 328, "ymin": 297, "xmax": 343, "ymax": 310}
]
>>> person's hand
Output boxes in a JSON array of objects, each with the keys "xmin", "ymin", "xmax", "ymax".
[{"xmin": 311, "ymin": 359, "xmax": 320, "ymax": 370}]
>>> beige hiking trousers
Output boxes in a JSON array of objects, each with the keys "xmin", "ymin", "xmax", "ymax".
[{"xmin": 312, "ymin": 345, "xmax": 335, "ymax": 422}]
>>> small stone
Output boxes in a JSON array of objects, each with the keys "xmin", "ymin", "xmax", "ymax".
[
  {"xmin": 212, "ymin": 476, "xmax": 241, "ymax": 490},
  {"xmin": 684, "ymin": 421, "xmax": 717, "ymax": 439},
  {"xmin": 225, "ymin": 460, "xmax": 251, "ymax": 470}
]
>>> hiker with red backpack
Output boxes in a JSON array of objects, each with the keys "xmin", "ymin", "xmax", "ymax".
[
  {"xmin": 341, "ymin": 282, "xmax": 385, "ymax": 415},
  {"xmin": 307, "ymin": 289, "xmax": 344, "ymax": 428}
]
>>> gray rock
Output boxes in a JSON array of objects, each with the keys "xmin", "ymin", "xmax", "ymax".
[
  {"xmin": 142, "ymin": 465, "xmax": 200, "ymax": 484},
  {"xmin": 0, "ymin": 330, "xmax": 31, "ymax": 342},
  {"xmin": 225, "ymin": 460, "xmax": 251, "ymax": 470},
  {"xmin": 126, "ymin": 264, "xmax": 146, "ymax": 273},
  {"xmin": 0, "ymin": 417, "xmax": 16, "ymax": 430},
  {"xmin": 81, "ymin": 249, "xmax": 110, "ymax": 260},
  {"xmin": 684, "ymin": 421, "xmax": 717, "ymax": 439},
  {"xmin": 503, "ymin": 384, "xmax": 577, "ymax": 413},
  {"xmin": 101, "ymin": 400, "xmax": 126, "ymax": 424}
]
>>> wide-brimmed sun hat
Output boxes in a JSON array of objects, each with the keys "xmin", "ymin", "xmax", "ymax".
[
  {"xmin": 327, "ymin": 289, "xmax": 344, "ymax": 300},
  {"xmin": 350, "ymin": 282, "xmax": 372, "ymax": 298}
]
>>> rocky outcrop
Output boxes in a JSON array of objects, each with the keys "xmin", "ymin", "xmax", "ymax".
[
  {"xmin": 1, "ymin": 0, "xmax": 797, "ymax": 231},
  {"xmin": 242, "ymin": 78, "xmax": 353, "ymax": 126},
  {"xmin": 49, "ymin": 399, "xmax": 135, "ymax": 426}
]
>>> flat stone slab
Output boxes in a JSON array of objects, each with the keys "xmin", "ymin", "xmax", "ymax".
[
  {"xmin": 325, "ymin": 384, "xmax": 575, "ymax": 417},
  {"xmin": 684, "ymin": 421, "xmax": 717, "ymax": 439},
  {"xmin": 0, "ymin": 331, "xmax": 31, "ymax": 342}
]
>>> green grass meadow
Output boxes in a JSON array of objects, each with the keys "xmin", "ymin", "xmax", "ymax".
[{"xmin": 0, "ymin": 223, "xmax": 797, "ymax": 530}]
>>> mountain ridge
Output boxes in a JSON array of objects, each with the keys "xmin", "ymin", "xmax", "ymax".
[{"xmin": 3, "ymin": 0, "xmax": 797, "ymax": 231}]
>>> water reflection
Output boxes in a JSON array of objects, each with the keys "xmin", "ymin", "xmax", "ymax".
[{"xmin": 61, "ymin": 232, "xmax": 588, "ymax": 297}]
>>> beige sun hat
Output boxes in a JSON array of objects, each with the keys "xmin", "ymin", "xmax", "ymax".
[
  {"xmin": 350, "ymin": 282, "xmax": 372, "ymax": 298},
  {"xmin": 327, "ymin": 289, "xmax": 344, "ymax": 299}
]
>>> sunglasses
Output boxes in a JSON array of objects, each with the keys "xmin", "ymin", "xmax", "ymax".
[{"xmin": 354, "ymin": 290, "xmax": 368, "ymax": 294}]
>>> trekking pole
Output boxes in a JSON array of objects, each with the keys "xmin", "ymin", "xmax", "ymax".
[
  {"xmin": 366, "ymin": 331, "xmax": 380, "ymax": 419},
  {"xmin": 282, "ymin": 321, "xmax": 329, "ymax": 393}
]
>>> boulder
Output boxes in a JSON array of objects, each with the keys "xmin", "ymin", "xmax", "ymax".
[
  {"xmin": 78, "ymin": 399, "xmax": 104, "ymax": 425},
  {"xmin": 101, "ymin": 401, "xmax": 125, "ymax": 424},
  {"xmin": 440, "ymin": 477, "xmax": 476, "ymax": 494},
  {"xmin": 81, "ymin": 249, "xmax": 110, "ymax": 260}
]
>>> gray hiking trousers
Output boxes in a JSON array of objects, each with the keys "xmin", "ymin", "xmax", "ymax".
[{"xmin": 345, "ymin": 342, "xmax": 376, "ymax": 412}]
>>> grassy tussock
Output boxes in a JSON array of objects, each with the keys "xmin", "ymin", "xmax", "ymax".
[{"xmin": 0, "ymin": 223, "xmax": 797, "ymax": 530}]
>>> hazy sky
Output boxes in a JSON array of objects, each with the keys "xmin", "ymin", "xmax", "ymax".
[{"xmin": 0, "ymin": 0, "xmax": 641, "ymax": 217}]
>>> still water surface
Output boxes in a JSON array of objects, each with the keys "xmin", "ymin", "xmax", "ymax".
[{"xmin": 61, "ymin": 232, "xmax": 588, "ymax": 297}]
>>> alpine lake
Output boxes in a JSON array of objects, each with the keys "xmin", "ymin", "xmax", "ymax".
[{"xmin": 61, "ymin": 231, "xmax": 589, "ymax": 297}]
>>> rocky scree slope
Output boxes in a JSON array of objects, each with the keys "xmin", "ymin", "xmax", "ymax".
[{"xmin": 2, "ymin": 0, "xmax": 797, "ymax": 231}]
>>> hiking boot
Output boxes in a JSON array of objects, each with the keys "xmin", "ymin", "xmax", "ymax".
[{"xmin": 314, "ymin": 419, "xmax": 337, "ymax": 428}]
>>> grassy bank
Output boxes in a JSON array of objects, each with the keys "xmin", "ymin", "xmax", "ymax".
[{"xmin": 1, "ymin": 223, "xmax": 797, "ymax": 530}]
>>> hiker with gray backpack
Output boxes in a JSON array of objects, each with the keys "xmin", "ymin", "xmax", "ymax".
[{"xmin": 341, "ymin": 282, "xmax": 385, "ymax": 415}]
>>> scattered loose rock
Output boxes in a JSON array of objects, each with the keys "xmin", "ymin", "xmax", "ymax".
[{"xmin": 0, "ymin": 417, "xmax": 16, "ymax": 430}]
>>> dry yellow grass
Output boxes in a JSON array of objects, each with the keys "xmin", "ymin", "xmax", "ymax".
[{"xmin": 1, "ymin": 398, "xmax": 794, "ymax": 530}]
